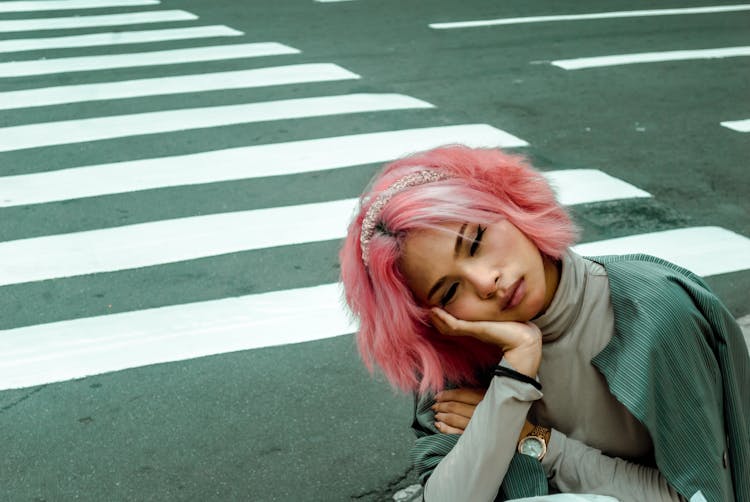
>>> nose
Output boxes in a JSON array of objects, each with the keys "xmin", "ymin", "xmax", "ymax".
[{"xmin": 465, "ymin": 264, "xmax": 499, "ymax": 300}]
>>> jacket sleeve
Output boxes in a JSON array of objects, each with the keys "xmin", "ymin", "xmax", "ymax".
[
  {"xmin": 591, "ymin": 255, "xmax": 749, "ymax": 500},
  {"xmin": 410, "ymin": 360, "xmax": 545, "ymax": 502},
  {"xmin": 543, "ymin": 430, "xmax": 686, "ymax": 502}
]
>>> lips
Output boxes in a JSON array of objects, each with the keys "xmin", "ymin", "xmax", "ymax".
[{"xmin": 500, "ymin": 278, "xmax": 525, "ymax": 311}]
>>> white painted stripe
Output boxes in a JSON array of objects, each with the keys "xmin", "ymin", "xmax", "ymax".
[
  {"xmin": 429, "ymin": 5, "xmax": 750, "ymax": 29},
  {"xmin": 545, "ymin": 169, "xmax": 650, "ymax": 205},
  {"xmin": 552, "ymin": 46, "xmax": 750, "ymax": 70},
  {"xmin": 0, "ymin": 10, "xmax": 196, "ymax": 32},
  {"xmin": 0, "ymin": 283, "xmax": 357, "ymax": 390},
  {"xmin": 0, "ymin": 42, "xmax": 300, "ymax": 78},
  {"xmin": 0, "ymin": 124, "xmax": 528, "ymax": 206},
  {"xmin": 0, "ymin": 170, "xmax": 648, "ymax": 285},
  {"xmin": 2, "ymin": 226, "xmax": 749, "ymax": 390},
  {"xmin": 0, "ymin": 64, "xmax": 359, "ymax": 110},
  {"xmin": 0, "ymin": 93, "xmax": 430, "ymax": 153},
  {"xmin": 0, "ymin": 0, "xmax": 159, "ymax": 13},
  {"xmin": 720, "ymin": 119, "xmax": 750, "ymax": 132},
  {"xmin": 0, "ymin": 25, "xmax": 242, "ymax": 54},
  {"xmin": 573, "ymin": 227, "xmax": 750, "ymax": 277},
  {"xmin": 0, "ymin": 198, "xmax": 359, "ymax": 287}
]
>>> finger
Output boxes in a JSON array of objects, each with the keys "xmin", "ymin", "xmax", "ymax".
[
  {"xmin": 435, "ymin": 388, "xmax": 486, "ymax": 405},
  {"xmin": 434, "ymin": 421, "xmax": 465, "ymax": 435},
  {"xmin": 430, "ymin": 308, "xmax": 470, "ymax": 337},
  {"xmin": 438, "ymin": 310, "xmax": 542, "ymax": 348},
  {"xmin": 430, "ymin": 307, "xmax": 482, "ymax": 338},
  {"xmin": 457, "ymin": 319, "xmax": 525, "ymax": 345},
  {"xmin": 434, "ymin": 412, "xmax": 470, "ymax": 431},
  {"xmin": 432, "ymin": 401, "xmax": 479, "ymax": 419},
  {"xmin": 431, "ymin": 307, "xmax": 502, "ymax": 341},
  {"xmin": 429, "ymin": 308, "xmax": 452, "ymax": 336}
]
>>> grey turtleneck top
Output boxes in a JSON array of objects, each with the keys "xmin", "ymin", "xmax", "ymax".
[{"xmin": 422, "ymin": 251, "xmax": 684, "ymax": 502}]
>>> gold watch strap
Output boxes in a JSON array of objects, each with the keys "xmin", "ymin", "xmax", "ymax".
[
  {"xmin": 517, "ymin": 424, "xmax": 551, "ymax": 461},
  {"xmin": 527, "ymin": 425, "xmax": 551, "ymax": 444}
]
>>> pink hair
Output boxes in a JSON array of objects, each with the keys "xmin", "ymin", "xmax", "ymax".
[{"xmin": 339, "ymin": 145, "xmax": 578, "ymax": 393}]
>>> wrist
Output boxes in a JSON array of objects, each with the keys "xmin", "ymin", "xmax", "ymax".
[
  {"xmin": 493, "ymin": 365, "xmax": 541, "ymax": 390},
  {"xmin": 519, "ymin": 421, "xmax": 534, "ymax": 439},
  {"xmin": 503, "ymin": 343, "xmax": 541, "ymax": 378},
  {"xmin": 517, "ymin": 424, "xmax": 551, "ymax": 461}
]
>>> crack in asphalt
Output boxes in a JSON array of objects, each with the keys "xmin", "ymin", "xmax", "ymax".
[
  {"xmin": 0, "ymin": 385, "xmax": 47, "ymax": 414},
  {"xmin": 350, "ymin": 465, "xmax": 417, "ymax": 501}
]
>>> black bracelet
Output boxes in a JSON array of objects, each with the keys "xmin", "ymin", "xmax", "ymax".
[{"xmin": 493, "ymin": 365, "xmax": 542, "ymax": 391}]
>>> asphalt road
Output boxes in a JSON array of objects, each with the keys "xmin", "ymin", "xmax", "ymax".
[{"xmin": 0, "ymin": 1, "xmax": 748, "ymax": 501}]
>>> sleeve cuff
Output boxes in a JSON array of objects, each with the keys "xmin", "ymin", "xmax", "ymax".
[
  {"xmin": 492, "ymin": 358, "xmax": 544, "ymax": 401},
  {"xmin": 495, "ymin": 358, "xmax": 542, "ymax": 391},
  {"xmin": 541, "ymin": 428, "xmax": 565, "ymax": 474}
]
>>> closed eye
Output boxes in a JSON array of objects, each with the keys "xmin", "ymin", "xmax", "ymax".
[
  {"xmin": 469, "ymin": 225, "xmax": 485, "ymax": 256},
  {"xmin": 440, "ymin": 282, "xmax": 458, "ymax": 307}
]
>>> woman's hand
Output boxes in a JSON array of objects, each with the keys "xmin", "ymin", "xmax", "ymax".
[
  {"xmin": 431, "ymin": 387, "xmax": 486, "ymax": 434},
  {"xmin": 430, "ymin": 308, "xmax": 542, "ymax": 378},
  {"xmin": 432, "ymin": 387, "xmax": 536, "ymax": 441}
]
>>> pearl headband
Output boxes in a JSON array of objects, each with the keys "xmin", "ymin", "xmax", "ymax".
[{"xmin": 360, "ymin": 170, "xmax": 449, "ymax": 267}]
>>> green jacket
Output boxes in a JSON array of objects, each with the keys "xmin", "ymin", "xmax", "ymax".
[{"xmin": 411, "ymin": 254, "xmax": 750, "ymax": 501}]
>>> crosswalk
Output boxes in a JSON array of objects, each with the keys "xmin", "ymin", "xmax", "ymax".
[
  {"xmin": 1, "ymin": 1, "xmax": 749, "ymax": 394},
  {"xmin": 0, "ymin": 1, "xmax": 159, "ymax": 13},
  {"xmin": 0, "ymin": 10, "xmax": 198, "ymax": 32},
  {"xmin": 0, "ymin": 42, "xmax": 300, "ymax": 77},
  {"xmin": 0, "ymin": 93, "xmax": 433, "ymax": 151},
  {"xmin": 0, "ymin": 63, "xmax": 361, "ymax": 109},
  {"xmin": 0, "ymin": 171, "xmax": 654, "ymax": 285},
  {"xmin": 0, "ymin": 26, "xmax": 243, "ymax": 53},
  {"xmin": 4, "ymin": 225, "xmax": 750, "ymax": 390}
]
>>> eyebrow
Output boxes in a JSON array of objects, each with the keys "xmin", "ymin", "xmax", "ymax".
[
  {"xmin": 454, "ymin": 222, "xmax": 468, "ymax": 257},
  {"xmin": 426, "ymin": 223, "xmax": 467, "ymax": 302}
]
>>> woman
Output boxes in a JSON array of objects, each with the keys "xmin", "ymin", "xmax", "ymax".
[{"xmin": 339, "ymin": 145, "xmax": 749, "ymax": 502}]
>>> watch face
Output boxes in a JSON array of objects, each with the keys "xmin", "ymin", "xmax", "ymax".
[{"xmin": 519, "ymin": 437, "xmax": 544, "ymax": 458}]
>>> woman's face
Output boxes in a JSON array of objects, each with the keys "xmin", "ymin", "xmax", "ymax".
[{"xmin": 399, "ymin": 219, "xmax": 559, "ymax": 323}]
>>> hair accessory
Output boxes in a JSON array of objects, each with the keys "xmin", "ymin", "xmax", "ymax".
[
  {"xmin": 494, "ymin": 365, "xmax": 542, "ymax": 391},
  {"xmin": 360, "ymin": 170, "xmax": 448, "ymax": 267}
]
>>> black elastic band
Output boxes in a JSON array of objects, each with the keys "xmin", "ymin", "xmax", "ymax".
[{"xmin": 493, "ymin": 365, "xmax": 542, "ymax": 391}]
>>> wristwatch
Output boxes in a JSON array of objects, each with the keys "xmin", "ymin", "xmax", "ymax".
[{"xmin": 517, "ymin": 425, "xmax": 551, "ymax": 461}]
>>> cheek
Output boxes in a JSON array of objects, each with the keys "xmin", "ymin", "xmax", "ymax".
[
  {"xmin": 518, "ymin": 277, "xmax": 548, "ymax": 320},
  {"xmin": 447, "ymin": 297, "xmax": 492, "ymax": 322}
]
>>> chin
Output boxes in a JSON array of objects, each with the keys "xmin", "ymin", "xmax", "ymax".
[
  {"xmin": 499, "ymin": 304, "xmax": 532, "ymax": 323},
  {"xmin": 513, "ymin": 308, "xmax": 535, "ymax": 323}
]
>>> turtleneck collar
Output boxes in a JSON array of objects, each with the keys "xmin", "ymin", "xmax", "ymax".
[{"xmin": 533, "ymin": 250, "xmax": 587, "ymax": 342}]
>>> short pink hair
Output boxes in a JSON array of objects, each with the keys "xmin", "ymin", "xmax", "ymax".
[{"xmin": 339, "ymin": 145, "xmax": 578, "ymax": 393}]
